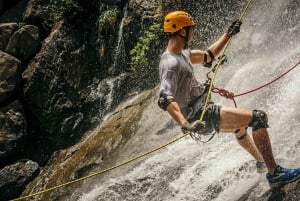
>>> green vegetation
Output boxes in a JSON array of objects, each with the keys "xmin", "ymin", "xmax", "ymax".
[
  {"xmin": 51, "ymin": 0, "xmax": 80, "ymax": 21},
  {"xmin": 97, "ymin": 5, "xmax": 119, "ymax": 33},
  {"xmin": 17, "ymin": 22, "xmax": 26, "ymax": 29},
  {"xmin": 130, "ymin": 23, "xmax": 162, "ymax": 71},
  {"xmin": 97, "ymin": 5, "xmax": 119, "ymax": 57}
]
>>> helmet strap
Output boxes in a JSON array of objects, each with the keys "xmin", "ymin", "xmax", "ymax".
[
  {"xmin": 182, "ymin": 27, "xmax": 191, "ymax": 49},
  {"xmin": 171, "ymin": 27, "xmax": 191, "ymax": 49}
]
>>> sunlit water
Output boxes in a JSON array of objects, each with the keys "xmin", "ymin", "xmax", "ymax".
[{"xmin": 74, "ymin": 0, "xmax": 299, "ymax": 200}]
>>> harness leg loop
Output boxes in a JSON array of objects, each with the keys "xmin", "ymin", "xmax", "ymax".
[{"xmin": 235, "ymin": 127, "xmax": 248, "ymax": 140}]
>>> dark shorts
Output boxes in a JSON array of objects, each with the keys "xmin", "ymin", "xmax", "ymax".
[{"xmin": 187, "ymin": 103, "xmax": 221, "ymax": 134}]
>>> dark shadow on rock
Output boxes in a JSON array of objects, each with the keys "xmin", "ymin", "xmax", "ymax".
[{"xmin": 268, "ymin": 186, "xmax": 286, "ymax": 201}]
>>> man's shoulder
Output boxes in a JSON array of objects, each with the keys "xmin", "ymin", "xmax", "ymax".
[{"xmin": 160, "ymin": 52, "xmax": 180, "ymax": 70}]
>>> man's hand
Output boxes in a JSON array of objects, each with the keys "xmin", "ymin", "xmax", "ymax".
[
  {"xmin": 226, "ymin": 19, "xmax": 242, "ymax": 36},
  {"xmin": 181, "ymin": 120, "xmax": 206, "ymax": 134}
]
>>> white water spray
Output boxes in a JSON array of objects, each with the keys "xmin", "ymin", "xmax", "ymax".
[{"xmin": 112, "ymin": 2, "xmax": 128, "ymax": 75}]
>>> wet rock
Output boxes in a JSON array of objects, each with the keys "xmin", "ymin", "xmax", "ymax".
[
  {"xmin": 0, "ymin": 50, "xmax": 21, "ymax": 104},
  {"xmin": 22, "ymin": 18, "xmax": 103, "ymax": 152},
  {"xmin": 23, "ymin": 0, "xmax": 54, "ymax": 37},
  {"xmin": 0, "ymin": 23, "xmax": 18, "ymax": 50},
  {"xmin": 60, "ymin": 112, "xmax": 84, "ymax": 136},
  {"xmin": 0, "ymin": 100, "xmax": 26, "ymax": 165},
  {"xmin": 21, "ymin": 21, "xmax": 83, "ymax": 148},
  {"xmin": 0, "ymin": 0, "xmax": 28, "ymax": 23},
  {"xmin": 21, "ymin": 89, "xmax": 155, "ymax": 201},
  {"xmin": 0, "ymin": 159, "xmax": 39, "ymax": 201},
  {"xmin": 5, "ymin": 24, "xmax": 41, "ymax": 63},
  {"xmin": 242, "ymin": 180, "xmax": 300, "ymax": 201}
]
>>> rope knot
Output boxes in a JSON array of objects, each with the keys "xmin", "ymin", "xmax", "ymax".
[
  {"xmin": 212, "ymin": 87, "xmax": 237, "ymax": 107},
  {"xmin": 219, "ymin": 89, "xmax": 235, "ymax": 99},
  {"xmin": 213, "ymin": 87, "xmax": 235, "ymax": 99}
]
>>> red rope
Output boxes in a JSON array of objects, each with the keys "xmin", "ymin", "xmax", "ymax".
[
  {"xmin": 212, "ymin": 60, "xmax": 300, "ymax": 107},
  {"xmin": 212, "ymin": 87, "xmax": 237, "ymax": 107}
]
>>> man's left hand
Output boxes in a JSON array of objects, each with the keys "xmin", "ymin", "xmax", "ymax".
[{"xmin": 226, "ymin": 19, "xmax": 242, "ymax": 36}]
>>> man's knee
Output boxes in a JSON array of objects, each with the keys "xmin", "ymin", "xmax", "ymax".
[{"xmin": 248, "ymin": 110, "xmax": 269, "ymax": 131}]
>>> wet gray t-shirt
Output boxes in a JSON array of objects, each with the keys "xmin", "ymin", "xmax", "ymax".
[{"xmin": 159, "ymin": 49, "xmax": 206, "ymax": 117}]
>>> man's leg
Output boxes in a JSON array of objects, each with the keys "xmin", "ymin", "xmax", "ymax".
[
  {"xmin": 219, "ymin": 107, "xmax": 276, "ymax": 173},
  {"xmin": 218, "ymin": 106, "xmax": 300, "ymax": 187},
  {"xmin": 252, "ymin": 128, "xmax": 276, "ymax": 173},
  {"xmin": 235, "ymin": 127, "xmax": 264, "ymax": 163}
]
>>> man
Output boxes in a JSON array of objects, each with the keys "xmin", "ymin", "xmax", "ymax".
[{"xmin": 158, "ymin": 10, "xmax": 300, "ymax": 187}]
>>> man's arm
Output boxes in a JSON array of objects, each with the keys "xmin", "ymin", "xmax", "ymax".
[
  {"xmin": 166, "ymin": 101, "xmax": 187, "ymax": 126},
  {"xmin": 166, "ymin": 100, "xmax": 206, "ymax": 134},
  {"xmin": 190, "ymin": 33, "xmax": 230, "ymax": 64},
  {"xmin": 190, "ymin": 20, "xmax": 241, "ymax": 64}
]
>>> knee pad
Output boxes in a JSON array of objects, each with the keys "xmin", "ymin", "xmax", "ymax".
[{"xmin": 248, "ymin": 110, "xmax": 269, "ymax": 131}]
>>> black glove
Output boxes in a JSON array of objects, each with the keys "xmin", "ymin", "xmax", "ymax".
[
  {"xmin": 226, "ymin": 19, "xmax": 242, "ymax": 36},
  {"xmin": 181, "ymin": 120, "xmax": 206, "ymax": 134}
]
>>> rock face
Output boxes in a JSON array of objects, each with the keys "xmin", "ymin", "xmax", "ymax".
[
  {"xmin": 0, "ymin": 160, "xmax": 39, "ymax": 201},
  {"xmin": 0, "ymin": 23, "xmax": 18, "ymax": 50},
  {"xmin": 5, "ymin": 24, "xmax": 41, "ymax": 63},
  {"xmin": 0, "ymin": 50, "xmax": 21, "ymax": 104},
  {"xmin": 0, "ymin": 100, "xmax": 26, "ymax": 163},
  {"xmin": 0, "ymin": 0, "xmax": 164, "ymax": 199},
  {"xmin": 22, "ymin": 89, "xmax": 155, "ymax": 201}
]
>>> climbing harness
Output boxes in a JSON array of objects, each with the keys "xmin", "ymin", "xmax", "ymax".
[
  {"xmin": 11, "ymin": 1, "xmax": 254, "ymax": 200},
  {"xmin": 189, "ymin": 55, "xmax": 228, "ymax": 143}
]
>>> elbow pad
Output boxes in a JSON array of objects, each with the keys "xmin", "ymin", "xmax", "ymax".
[
  {"xmin": 202, "ymin": 49, "xmax": 215, "ymax": 68},
  {"xmin": 157, "ymin": 93, "xmax": 175, "ymax": 111}
]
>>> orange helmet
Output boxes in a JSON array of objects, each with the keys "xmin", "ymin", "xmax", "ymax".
[{"xmin": 164, "ymin": 11, "xmax": 195, "ymax": 33}]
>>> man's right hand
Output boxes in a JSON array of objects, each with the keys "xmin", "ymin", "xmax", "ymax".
[{"xmin": 181, "ymin": 120, "xmax": 206, "ymax": 134}]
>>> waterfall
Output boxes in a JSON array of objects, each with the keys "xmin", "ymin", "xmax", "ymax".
[
  {"xmin": 75, "ymin": 0, "xmax": 300, "ymax": 200},
  {"xmin": 87, "ymin": 73, "xmax": 127, "ymax": 121},
  {"xmin": 111, "ymin": 2, "xmax": 128, "ymax": 75}
]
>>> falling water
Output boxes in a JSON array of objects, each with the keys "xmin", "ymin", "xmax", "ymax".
[
  {"xmin": 73, "ymin": 0, "xmax": 299, "ymax": 200},
  {"xmin": 88, "ymin": 73, "xmax": 127, "ymax": 120},
  {"xmin": 111, "ymin": 2, "xmax": 128, "ymax": 75}
]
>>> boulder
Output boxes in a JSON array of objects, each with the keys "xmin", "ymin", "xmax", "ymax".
[
  {"xmin": 0, "ymin": 159, "xmax": 39, "ymax": 201},
  {"xmin": 5, "ymin": 25, "xmax": 41, "ymax": 63},
  {"xmin": 0, "ymin": 100, "xmax": 26, "ymax": 164},
  {"xmin": 0, "ymin": 50, "xmax": 21, "ymax": 104},
  {"xmin": 23, "ymin": 0, "xmax": 53, "ymax": 37},
  {"xmin": 0, "ymin": 23, "xmax": 18, "ymax": 50}
]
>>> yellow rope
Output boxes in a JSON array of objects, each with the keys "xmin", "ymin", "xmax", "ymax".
[
  {"xmin": 11, "ymin": 1, "xmax": 253, "ymax": 200},
  {"xmin": 199, "ymin": 0, "xmax": 253, "ymax": 122},
  {"xmin": 11, "ymin": 133, "xmax": 190, "ymax": 201}
]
